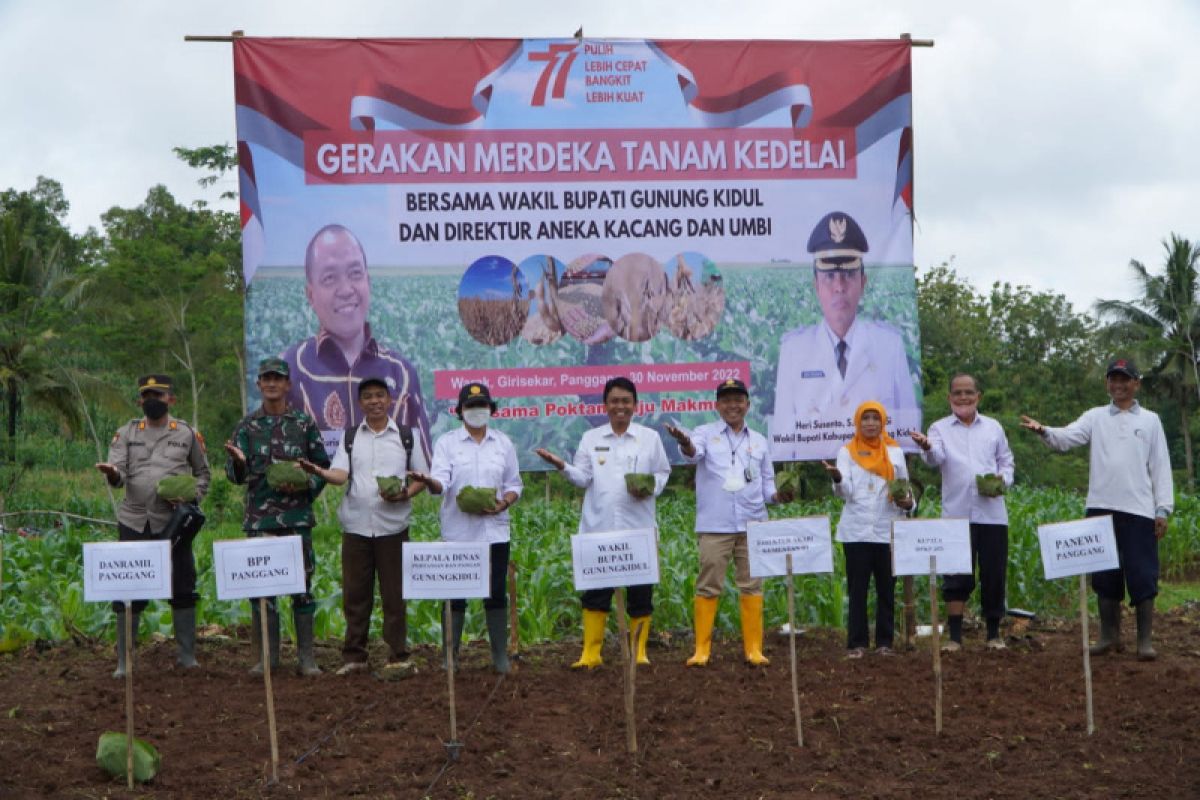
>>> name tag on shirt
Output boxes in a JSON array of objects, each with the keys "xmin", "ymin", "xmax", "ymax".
[{"xmin": 801, "ymin": 370, "xmax": 825, "ymax": 379}]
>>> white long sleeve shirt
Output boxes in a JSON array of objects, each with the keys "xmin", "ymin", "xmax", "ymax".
[
  {"xmin": 921, "ymin": 413, "xmax": 1014, "ymax": 524},
  {"xmin": 1041, "ymin": 402, "xmax": 1173, "ymax": 520},
  {"xmin": 683, "ymin": 420, "xmax": 777, "ymax": 533},
  {"xmin": 832, "ymin": 444, "xmax": 909, "ymax": 544},
  {"xmin": 561, "ymin": 422, "xmax": 670, "ymax": 533},
  {"xmin": 429, "ymin": 426, "xmax": 523, "ymax": 543},
  {"xmin": 331, "ymin": 419, "xmax": 430, "ymax": 537}
]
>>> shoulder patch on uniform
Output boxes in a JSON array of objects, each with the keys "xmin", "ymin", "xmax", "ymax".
[
  {"xmin": 194, "ymin": 430, "xmax": 207, "ymax": 452},
  {"xmin": 111, "ymin": 431, "xmax": 120, "ymax": 443}
]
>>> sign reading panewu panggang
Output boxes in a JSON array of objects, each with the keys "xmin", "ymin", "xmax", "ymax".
[
  {"xmin": 234, "ymin": 38, "xmax": 919, "ymax": 466},
  {"xmin": 83, "ymin": 540, "xmax": 173, "ymax": 603},
  {"xmin": 213, "ymin": 537, "xmax": 307, "ymax": 600},
  {"xmin": 1038, "ymin": 516, "xmax": 1120, "ymax": 580},
  {"xmin": 402, "ymin": 542, "xmax": 492, "ymax": 600}
]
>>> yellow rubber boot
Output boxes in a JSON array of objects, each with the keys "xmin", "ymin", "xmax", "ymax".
[
  {"xmin": 571, "ymin": 609, "xmax": 607, "ymax": 669},
  {"xmin": 630, "ymin": 615, "xmax": 652, "ymax": 665},
  {"xmin": 739, "ymin": 593, "xmax": 770, "ymax": 666},
  {"xmin": 687, "ymin": 596, "xmax": 719, "ymax": 666}
]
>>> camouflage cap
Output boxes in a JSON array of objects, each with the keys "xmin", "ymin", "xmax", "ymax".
[{"xmin": 257, "ymin": 357, "xmax": 290, "ymax": 378}]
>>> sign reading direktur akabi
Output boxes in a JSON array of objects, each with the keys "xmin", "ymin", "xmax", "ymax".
[{"xmin": 747, "ymin": 517, "xmax": 834, "ymax": 578}]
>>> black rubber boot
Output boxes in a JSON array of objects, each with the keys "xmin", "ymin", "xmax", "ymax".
[
  {"xmin": 443, "ymin": 609, "xmax": 466, "ymax": 670},
  {"xmin": 249, "ymin": 602, "xmax": 281, "ymax": 675},
  {"xmin": 485, "ymin": 607, "xmax": 511, "ymax": 674},
  {"xmin": 1089, "ymin": 596, "xmax": 1123, "ymax": 655},
  {"xmin": 1136, "ymin": 599, "xmax": 1157, "ymax": 661},
  {"xmin": 294, "ymin": 610, "xmax": 321, "ymax": 676},
  {"xmin": 112, "ymin": 611, "xmax": 141, "ymax": 679},
  {"xmin": 174, "ymin": 607, "xmax": 199, "ymax": 669}
]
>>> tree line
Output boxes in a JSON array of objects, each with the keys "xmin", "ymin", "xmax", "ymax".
[{"xmin": 1, "ymin": 147, "xmax": 1196, "ymax": 495}]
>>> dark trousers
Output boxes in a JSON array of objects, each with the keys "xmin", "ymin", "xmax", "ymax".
[
  {"xmin": 1087, "ymin": 509, "xmax": 1159, "ymax": 606},
  {"xmin": 451, "ymin": 542, "xmax": 510, "ymax": 612},
  {"xmin": 843, "ymin": 541, "xmax": 895, "ymax": 649},
  {"xmin": 342, "ymin": 529, "xmax": 409, "ymax": 663},
  {"xmin": 941, "ymin": 523, "xmax": 1008, "ymax": 620},
  {"xmin": 112, "ymin": 521, "xmax": 198, "ymax": 613},
  {"xmin": 582, "ymin": 585, "xmax": 654, "ymax": 618},
  {"xmin": 247, "ymin": 527, "xmax": 316, "ymax": 614}
]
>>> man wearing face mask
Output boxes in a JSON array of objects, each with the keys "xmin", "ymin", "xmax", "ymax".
[{"xmin": 96, "ymin": 375, "xmax": 211, "ymax": 678}]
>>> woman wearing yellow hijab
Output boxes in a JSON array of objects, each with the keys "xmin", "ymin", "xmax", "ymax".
[{"xmin": 822, "ymin": 401, "xmax": 913, "ymax": 658}]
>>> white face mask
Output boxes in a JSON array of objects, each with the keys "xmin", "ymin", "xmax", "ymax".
[{"xmin": 462, "ymin": 407, "xmax": 491, "ymax": 428}]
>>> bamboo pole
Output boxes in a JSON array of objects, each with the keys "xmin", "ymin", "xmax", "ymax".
[
  {"xmin": 1080, "ymin": 575, "xmax": 1095, "ymax": 735},
  {"xmin": 260, "ymin": 597, "xmax": 279, "ymax": 783},
  {"xmin": 929, "ymin": 556, "xmax": 942, "ymax": 735},
  {"xmin": 444, "ymin": 601, "xmax": 460, "ymax": 758},
  {"xmin": 786, "ymin": 555, "xmax": 803, "ymax": 747},
  {"xmin": 613, "ymin": 591, "xmax": 637, "ymax": 756},
  {"xmin": 124, "ymin": 604, "xmax": 134, "ymax": 790}
]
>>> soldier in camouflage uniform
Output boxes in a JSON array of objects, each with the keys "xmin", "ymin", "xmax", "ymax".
[
  {"xmin": 96, "ymin": 374, "xmax": 210, "ymax": 677},
  {"xmin": 225, "ymin": 358, "xmax": 330, "ymax": 676}
]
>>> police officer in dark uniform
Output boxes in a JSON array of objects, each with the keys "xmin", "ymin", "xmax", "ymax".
[{"xmin": 96, "ymin": 374, "xmax": 211, "ymax": 677}]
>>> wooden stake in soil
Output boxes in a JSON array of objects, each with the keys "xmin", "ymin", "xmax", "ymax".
[
  {"xmin": 259, "ymin": 597, "xmax": 280, "ymax": 783},
  {"xmin": 1080, "ymin": 574, "xmax": 1095, "ymax": 735},
  {"xmin": 786, "ymin": 555, "xmax": 804, "ymax": 747},
  {"xmin": 124, "ymin": 604, "xmax": 135, "ymax": 790},
  {"xmin": 613, "ymin": 590, "xmax": 638, "ymax": 756},
  {"xmin": 929, "ymin": 556, "xmax": 942, "ymax": 735},
  {"xmin": 443, "ymin": 600, "xmax": 462, "ymax": 760}
]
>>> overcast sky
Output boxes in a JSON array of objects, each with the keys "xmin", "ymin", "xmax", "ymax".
[{"xmin": 2, "ymin": 0, "xmax": 1196, "ymax": 314}]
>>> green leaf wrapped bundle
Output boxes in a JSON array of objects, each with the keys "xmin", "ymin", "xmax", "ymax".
[
  {"xmin": 888, "ymin": 478, "xmax": 912, "ymax": 502},
  {"xmin": 775, "ymin": 470, "xmax": 800, "ymax": 497},
  {"xmin": 975, "ymin": 473, "xmax": 1006, "ymax": 498},
  {"xmin": 96, "ymin": 732, "xmax": 161, "ymax": 782},
  {"xmin": 376, "ymin": 475, "xmax": 406, "ymax": 496},
  {"xmin": 156, "ymin": 474, "xmax": 197, "ymax": 503},
  {"xmin": 456, "ymin": 485, "xmax": 498, "ymax": 514},
  {"xmin": 624, "ymin": 472, "xmax": 656, "ymax": 496},
  {"xmin": 266, "ymin": 461, "xmax": 308, "ymax": 492}
]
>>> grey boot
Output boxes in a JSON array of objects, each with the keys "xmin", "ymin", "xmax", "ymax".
[
  {"xmin": 485, "ymin": 607, "xmax": 511, "ymax": 674},
  {"xmin": 1089, "ymin": 596, "xmax": 1123, "ymax": 655},
  {"xmin": 443, "ymin": 608, "xmax": 467, "ymax": 670},
  {"xmin": 1136, "ymin": 599, "xmax": 1157, "ymax": 661},
  {"xmin": 294, "ymin": 610, "xmax": 321, "ymax": 676},
  {"xmin": 249, "ymin": 602, "xmax": 281, "ymax": 675},
  {"xmin": 174, "ymin": 607, "xmax": 199, "ymax": 669},
  {"xmin": 112, "ymin": 611, "xmax": 141, "ymax": 679}
]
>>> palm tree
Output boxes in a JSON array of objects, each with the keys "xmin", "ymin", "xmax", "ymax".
[{"xmin": 1095, "ymin": 233, "xmax": 1200, "ymax": 488}]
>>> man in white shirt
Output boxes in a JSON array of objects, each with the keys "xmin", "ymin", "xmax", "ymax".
[
  {"xmin": 536, "ymin": 377, "xmax": 671, "ymax": 668},
  {"xmin": 1021, "ymin": 358, "xmax": 1173, "ymax": 661},
  {"xmin": 911, "ymin": 374, "xmax": 1015, "ymax": 651},
  {"xmin": 301, "ymin": 377, "xmax": 429, "ymax": 676},
  {"xmin": 667, "ymin": 378, "xmax": 794, "ymax": 667}
]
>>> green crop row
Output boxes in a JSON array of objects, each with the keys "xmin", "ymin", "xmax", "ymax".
[{"xmin": 2, "ymin": 482, "xmax": 1197, "ymax": 652}]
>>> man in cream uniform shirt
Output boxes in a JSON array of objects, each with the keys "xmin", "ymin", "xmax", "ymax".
[{"xmin": 771, "ymin": 211, "xmax": 919, "ymax": 460}]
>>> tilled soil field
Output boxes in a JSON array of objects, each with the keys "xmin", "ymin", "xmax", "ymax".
[{"xmin": 2, "ymin": 608, "xmax": 1199, "ymax": 799}]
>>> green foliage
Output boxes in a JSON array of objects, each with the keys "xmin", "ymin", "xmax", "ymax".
[
  {"xmin": 455, "ymin": 485, "xmax": 498, "ymax": 514},
  {"xmin": 975, "ymin": 473, "xmax": 1006, "ymax": 498},
  {"xmin": 265, "ymin": 461, "xmax": 306, "ymax": 491},
  {"xmin": 156, "ymin": 474, "xmax": 197, "ymax": 503},
  {"xmin": 96, "ymin": 732, "xmax": 160, "ymax": 783}
]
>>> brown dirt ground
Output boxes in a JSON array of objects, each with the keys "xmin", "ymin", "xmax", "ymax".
[{"xmin": 2, "ymin": 608, "xmax": 1199, "ymax": 799}]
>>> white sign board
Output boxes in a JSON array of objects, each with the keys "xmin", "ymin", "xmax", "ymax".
[
  {"xmin": 1038, "ymin": 515, "xmax": 1120, "ymax": 580},
  {"xmin": 747, "ymin": 517, "xmax": 834, "ymax": 578},
  {"xmin": 403, "ymin": 541, "xmax": 492, "ymax": 600},
  {"xmin": 83, "ymin": 540, "xmax": 172, "ymax": 602},
  {"xmin": 213, "ymin": 536, "xmax": 307, "ymax": 600},
  {"xmin": 891, "ymin": 518, "xmax": 972, "ymax": 577},
  {"xmin": 571, "ymin": 529, "xmax": 660, "ymax": 591}
]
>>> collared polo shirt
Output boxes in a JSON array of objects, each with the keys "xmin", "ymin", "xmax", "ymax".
[
  {"xmin": 922, "ymin": 412, "xmax": 1014, "ymax": 524},
  {"xmin": 331, "ymin": 418, "xmax": 430, "ymax": 537},
  {"xmin": 429, "ymin": 426, "xmax": 523, "ymax": 543},
  {"xmin": 561, "ymin": 422, "xmax": 671, "ymax": 534},
  {"xmin": 683, "ymin": 420, "xmax": 777, "ymax": 533}
]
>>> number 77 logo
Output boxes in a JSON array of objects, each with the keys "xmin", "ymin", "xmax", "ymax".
[{"xmin": 527, "ymin": 44, "xmax": 580, "ymax": 106}]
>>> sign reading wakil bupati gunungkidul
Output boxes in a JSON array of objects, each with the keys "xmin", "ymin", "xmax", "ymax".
[{"xmin": 234, "ymin": 38, "xmax": 919, "ymax": 464}]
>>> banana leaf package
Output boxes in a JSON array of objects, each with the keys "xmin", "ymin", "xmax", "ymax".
[
  {"xmin": 887, "ymin": 478, "xmax": 912, "ymax": 502},
  {"xmin": 775, "ymin": 470, "xmax": 800, "ymax": 497},
  {"xmin": 975, "ymin": 473, "xmax": 1006, "ymax": 498},
  {"xmin": 266, "ymin": 461, "xmax": 308, "ymax": 492},
  {"xmin": 376, "ymin": 475, "xmax": 406, "ymax": 496},
  {"xmin": 96, "ymin": 732, "xmax": 161, "ymax": 783},
  {"xmin": 624, "ymin": 472, "xmax": 656, "ymax": 496},
  {"xmin": 156, "ymin": 474, "xmax": 197, "ymax": 503},
  {"xmin": 456, "ymin": 485, "xmax": 498, "ymax": 514}
]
